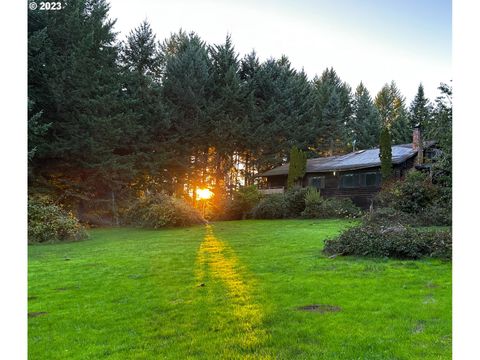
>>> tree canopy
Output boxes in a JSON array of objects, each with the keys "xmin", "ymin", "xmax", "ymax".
[{"xmin": 27, "ymin": 0, "xmax": 448, "ymax": 221}]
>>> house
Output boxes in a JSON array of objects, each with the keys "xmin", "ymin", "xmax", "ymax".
[{"xmin": 257, "ymin": 127, "xmax": 436, "ymax": 208}]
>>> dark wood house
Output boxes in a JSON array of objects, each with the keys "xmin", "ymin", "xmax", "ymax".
[{"xmin": 258, "ymin": 128, "xmax": 436, "ymax": 208}]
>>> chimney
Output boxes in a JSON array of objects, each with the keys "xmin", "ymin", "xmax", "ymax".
[{"xmin": 412, "ymin": 124, "xmax": 423, "ymax": 164}]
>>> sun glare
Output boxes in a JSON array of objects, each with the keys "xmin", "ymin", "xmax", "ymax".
[{"xmin": 196, "ymin": 188, "xmax": 213, "ymax": 200}]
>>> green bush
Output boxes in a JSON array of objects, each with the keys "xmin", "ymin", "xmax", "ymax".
[
  {"xmin": 323, "ymin": 224, "xmax": 451, "ymax": 260},
  {"xmin": 374, "ymin": 170, "xmax": 451, "ymax": 226},
  {"xmin": 123, "ymin": 193, "xmax": 205, "ymax": 228},
  {"xmin": 251, "ymin": 194, "xmax": 287, "ymax": 219},
  {"xmin": 250, "ymin": 188, "xmax": 360, "ymax": 220},
  {"xmin": 223, "ymin": 185, "xmax": 262, "ymax": 220},
  {"xmin": 28, "ymin": 197, "xmax": 88, "ymax": 244},
  {"xmin": 375, "ymin": 171, "xmax": 438, "ymax": 214},
  {"xmin": 364, "ymin": 207, "xmax": 418, "ymax": 226},
  {"xmin": 284, "ymin": 187, "xmax": 308, "ymax": 217},
  {"xmin": 418, "ymin": 204, "xmax": 452, "ymax": 226},
  {"xmin": 304, "ymin": 187, "xmax": 321, "ymax": 205},
  {"xmin": 302, "ymin": 196, "xmax": 362, "ymax": 219}
]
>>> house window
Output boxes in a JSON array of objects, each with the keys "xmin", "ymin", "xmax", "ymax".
[
  {"xmin": 365, "ymin": 172, "xmax": 379, "ymax": 187},
  {"xmin": 341, "ymin": 174, "xmax": 359, "ymax": 188},
  {"xmin": 341, "ymin": 172, "xmax": 381, "ymax": 188},
  {"xmin": 309, "ymin": 176, "xmax": 325, "ymax": 189}
]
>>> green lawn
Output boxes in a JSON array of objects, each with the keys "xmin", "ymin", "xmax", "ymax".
[{"xmin": 28, "ymin": 219, "xmax": 451, "ymax": 359}]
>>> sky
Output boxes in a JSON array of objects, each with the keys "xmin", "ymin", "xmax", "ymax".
[{"xmin": 108, "ymin": 0, "xmax": 451, "ymax": 102}]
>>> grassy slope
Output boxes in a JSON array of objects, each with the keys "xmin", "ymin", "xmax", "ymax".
[{"xmin": 28, "ymin": 219, "xmax": 451, "ymax": 359}]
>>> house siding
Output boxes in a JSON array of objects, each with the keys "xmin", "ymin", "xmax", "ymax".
[{"xmin": 264, "ymin": 163, "xmax": 414, "ymax": 209}]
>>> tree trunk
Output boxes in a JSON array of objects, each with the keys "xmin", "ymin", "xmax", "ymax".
[{"xmin": 111, "ymin": 190, "xmax": 119, "ymax": 226}]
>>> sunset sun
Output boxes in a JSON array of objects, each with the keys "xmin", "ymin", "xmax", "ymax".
[{"xmin": 196, "ymin": 188, "xmax": 213, "ymax": 200}]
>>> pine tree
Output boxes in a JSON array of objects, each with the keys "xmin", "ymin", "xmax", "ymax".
[
  {"xmin": 238, "ymin": 51, "xmax": 261, "ymax": 185},
  {"xmin": 409, "ymin": 83, "xmax": 431, "ymax": 129},
  {"xmin": 379, "ymin": 127, "xmax": 393, "ymax": 181},
  {"xmin": 313, "ymin": 68, "xmax": 352, "ymax": 155},
  {"xmin": 428, "ymin": 82, "xmax": 452, "ymax": 187},
  {"xmin": 351, "ymin": 82, "xmax": 380, "ymax": 149},
  {"xmin": 28, "ymin": 0, "xmax": 127, "ymax": 204},
  {"xmin": 208, "ymin": 35, "xmax": 245, "ymax": 198},
  {"xmin": 284, "ymin": 69, "xmax": 316, "ymax": 151},
  {"xmin": 390, "ymin": 106, "xmax": 411, "ymax": 144},
  {"xmin": 119, "ymin": 20, "xmax": 169, "ymax": 193},
  {"xmin": 28, "ymin": 100, "xmax": 50, "ymax": 162},
  {"xmin": 161, "ymin": 31, "xmax": 212, "ymax": 196},
  {"xmin": 320, "ymin": 89, "xmax": 345, "ymax": 155},
  {"xmin": 120, "ymin": 20, "xmax": 162, "ymax": 79},
  {"xmin": 374, "ymin": 81, "xmax": 410, "ymax": 144}
]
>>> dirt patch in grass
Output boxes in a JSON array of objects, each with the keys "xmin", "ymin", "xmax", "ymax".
[
  {"xmin": 83, "ymin": 263, "xmax": 101, "ymax": 268},
  {"xmin": 426, "ymin": 281, "xmax": 439, "ymax": 289},
  {"xmin": 413, "ymin": 320, "xmax": 426, "ymax": 334},
  {"xmin": 28, "ymin": 312, "xmax": 47, "ymax": 318},
  {"xmin": 423, "ymin": 294, "xmax": 436, "ymax": 304},
  {"xmin": 54, "ymin": 286, "xmax": 79, "ymax": 291},
  {"xmin": 128, "ymin": 274, "xmax": 144, "ymax": 279},
  {"xmin": 297, "ymin": 304, "xmax": 342, "ymax": 313}
]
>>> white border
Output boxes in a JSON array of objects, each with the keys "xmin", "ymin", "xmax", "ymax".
[
  {"xmin": 453, "ymin": 0, "xmax": 480, "ymax": 358},
  {"xmin": 0, "ymin": 0, "xmax": 28, "ymax": 358}
]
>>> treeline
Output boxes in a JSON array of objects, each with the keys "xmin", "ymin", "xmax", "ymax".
[{"xmin": 28, "ymin": 0, "xmax": 450, "ymax": 221}]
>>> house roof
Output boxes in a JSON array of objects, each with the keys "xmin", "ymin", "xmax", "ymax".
[{"xmin": 259, "ymin": 142, "xmax": 435, "ymax": 177}]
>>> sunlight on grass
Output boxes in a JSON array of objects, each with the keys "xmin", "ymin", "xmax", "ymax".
[
  {"xmin": 195, "ymin": 225, "xmax": 269, "ymax": 353},
  {"xmin": 28, "ymin": 220, "xmax": 451, "ymax": 359}
]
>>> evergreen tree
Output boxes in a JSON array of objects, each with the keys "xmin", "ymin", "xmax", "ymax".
[
  {"xmin": 119, "ymin": 20, "xmax": 169, "ymax": 194},
  {"xmin": 28, "ymin": 100, "xmax": 50, "ymax": 162},
  {"xmin": 351, "ymin": 82, "xmax": 380, "ymax": 149},
  {"xmin": 161, "ymin": 31, "xmax": 212, "ymax": 196},
  {"xmin": 238, "ymin": 51, "xmax": 261, "ymax": 185},
  {"xmin": 287, "ymin": 146, "xmax": 307, "ymax": 188},
  {"xmin": 284, "ymin": 69, "xmax": 316, "ymax": 151},
  {"xmin": 28, "ymin": 0, "xmax": 127, "ymax": 208},
  {"xmin": 244, "ymin": 57, "xmax": 293, "ymax": 171},
  {"xmin": 379, "ymin": 127, "xmax": 393, "ymax": 181},
  {"xmin": 428, "ymin": 82, "xmax": 452, "ymax": 187},
  {"xmin": 320, "ymin": 89, "xmax": 345, "ymax": 155},
  {"xmin": 313, "ymin": 68, "xmax": 352, "ymax": 155},
  {"xmin": 208, "ymin": 35, "xmax": 245, "ymax": 198},
  {"xmin": 408, "ymin": 83, "xmax": 432, "ymax": 129},
  {"xmin": 374, "ymin": 81, "xmax": 410, "ymax": 144},
  {"xmin": 390, "ymin": 106, "xmax": 411, "ymax": 144},
  {"xmin": 120, "ymin": 20, "xmax": 162, "ymax": 79},
  {"xmin": 239, "ymin": 51, "xmax": 260, "ymax": 81}
]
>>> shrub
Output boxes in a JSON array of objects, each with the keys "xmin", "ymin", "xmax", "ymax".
[
  {"xmin": 373, "ymin": 170, "xmax": 451, "ymax": 226},
  {"xmin": 28, "ymin": 197, "xmax": 88, "ymax": 244},
  {"xmin": 284, "ymin": 187, "xmax": 308, "ymax": 217},
  {"xmin": 304, "ymin": 187, "xmax": 321, "ymax": 205},
  {"xmin": 323, "ymin": 224, "xmax": 451, "ymax": 260},
  {"xmin": 123, "ymin": 193, "xmax": 204, "ymax": 228},
  {"xmin": 364, "ymin": 207, "xmax": 418, "ymax": 227},
  {"xmin": 302, "ymin": 196, "xmax": 362, "ymax": 219},
  {"xmin": 250, "ymin": 188, "xmax": 360, "ymax": 220},
  {"xmin": 251, "ymin": 194, "xmax": 287, "ymax": 219},
  {"xmin": 418, "ymin": 204, "xmax": 452, "ymax": 226},
  {"xmin": 223, "ymin": 185, "xmax": 262, "ymax": 220},
  {"xmin": 375, "ymin": 171, "xmax": 438, "ymax": 214}
]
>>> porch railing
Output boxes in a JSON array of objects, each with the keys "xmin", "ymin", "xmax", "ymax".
[{"xmin": 258, "ymin": 187, "xmax": 285, "ymax": 195}]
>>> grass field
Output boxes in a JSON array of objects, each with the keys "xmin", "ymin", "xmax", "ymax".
[{"xmin": 28, "ymin": 219, "xmax": 451, "ymax": 359}]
